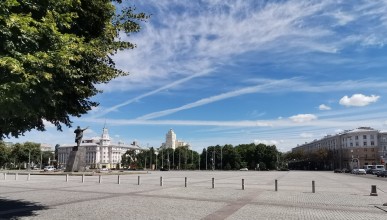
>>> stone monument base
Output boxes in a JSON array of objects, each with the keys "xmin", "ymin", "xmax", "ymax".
[{"xmin": 65, "ymin": 146, "xmax": 86, "ymax": 172}]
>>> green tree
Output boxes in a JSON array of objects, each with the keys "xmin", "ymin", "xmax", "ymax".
[
  {"xmin": 0, "ymin": 0, "xmax": 149, "ymax": 138},
  {"xmin": 0, "ymin": 141, "xmax": 11, "ymax": 168}
]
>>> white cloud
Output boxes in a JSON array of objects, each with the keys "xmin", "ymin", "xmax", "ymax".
[
  {"xmin": 289, "ymin": 114, "xmax": 317, "ymax": 123},
  {"xmin": 254, "ymin": 139, "xmax": 284, "ymax": 146},
  {"xmin": 339, "ymin": 94, "xmax": 380, "ymax": 107},
  {"xmin": 319, "ymin": 104, "xmax": 331, "ymax": 110},
  {"xmin": 300, "ymin": 132, "xmax": 314, "ymax": 138}
]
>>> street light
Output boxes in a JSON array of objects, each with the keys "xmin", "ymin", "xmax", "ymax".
[
  {"xmin": 28, "ymin": 149, "xmax": 31, "ymax": 171},
  {"xmin": 155, "ymin": 149, "xmax": 159, "ymax": 170}
]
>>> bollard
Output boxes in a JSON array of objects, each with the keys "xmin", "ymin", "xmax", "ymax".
[
  {"xmin": 66, "ymin": 174, "xmax": 69, "ymax": 182},
  {"xmin": 275, "ymin": 179, "xmax": 278, "ymax": 192},
  {"xmin": 15, "ymin": 173, "xmax": 18, "ymax": 181},
  {"xmin": 312, "ymin": 180, "xmax": 315, "ymax": 193},
  {"xmin": 99, "ymin": 175, "xmax": 102, "ymax": 184},
  {"xmin": 82, "ymin": 174, "xmax": 85, "ymax": 183},
  {"xmin": 185, "ymin": 177, "xmax": 187, "ymax": 188},
  {"xmin": 4, "ymin": 173, "xmax": 6, "ymax": 180},
  {"xmin": 138, "ymin": 176, "xmax": 140, "ymax": 185},
  {"xmin": 117, "ymin": 175, "xmax": 120, "ymax": 184},
  {"xmin": 370, "ymin": 185, "xmax": 378, "ymax": 196},
  {"xmin": 160, "ymin": 176, "xmax": 163, "ymax": 186},
  {"xmin": 212, "ymin": 178, "xmax": 215, "ymax": 189},
  {"xmin": 27, "ymin": 173, "xmax": 30, "ymax": 181},
  {"xmin": 242, "ymin": 179, "xmax": 245, "ymax": 190}
]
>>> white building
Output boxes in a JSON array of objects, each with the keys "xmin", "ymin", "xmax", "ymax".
[
  {"xmin": 161, "ymin": 129, "xmax": 190, "ymax": 150},
  {"xmin": 292, "ymin": 127, "xmax": 387, "ymax": 169},
  {"xmin": 58, "ymin": 127, "xmax": 142, "ymax": 169}
]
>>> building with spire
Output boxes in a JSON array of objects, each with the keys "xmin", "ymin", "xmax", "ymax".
[{"xmin": 58, "ymin": 127, "xmax": 142, "ymax": 169}]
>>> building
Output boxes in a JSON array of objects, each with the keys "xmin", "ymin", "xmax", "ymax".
[
  {"xmin": 57, "ymin": 127, "xmax": 142, "ymax": 169},
  {"xmin": 161, "ymin": 129, "xmax": 190, "ymax": 150},
  {"xmin": 292, "ymin": 127, "xmax": 387, "ymax": 169}
]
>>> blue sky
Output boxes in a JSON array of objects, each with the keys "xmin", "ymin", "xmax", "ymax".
[{"xmin": 7, "ymin": 0, "xmax": 387, "ymax": 152}]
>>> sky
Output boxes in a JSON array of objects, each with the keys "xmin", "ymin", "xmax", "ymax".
[{"xmin": 7, "ymin": 0, "xmax": 387, "ymax": 152}]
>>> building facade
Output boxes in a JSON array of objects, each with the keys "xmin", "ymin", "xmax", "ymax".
[
  {"xmin": 161, "ymin": 129, "xmax": 190, "ymax": 150},
  {"xmin": 292, "ymin": 127, "xmax": 387, "ymax": 169},
  {"xmin": 58, "ymin": 127, "xmax": 141, "ymax": 169}
]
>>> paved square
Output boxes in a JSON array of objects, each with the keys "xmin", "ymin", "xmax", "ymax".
[{"xmin": 0, "ymin": 171, "xmax": 386, "ymax": 219}]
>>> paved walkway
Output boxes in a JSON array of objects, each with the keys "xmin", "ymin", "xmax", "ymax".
[{"xmin": 0, "ymin": 171, "xmax": 386, "ymax": 219}]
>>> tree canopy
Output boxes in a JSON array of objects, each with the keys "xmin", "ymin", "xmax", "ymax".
[{"xmin": 0, "ymin": 0, "xmax": 148, "ymax": 138}]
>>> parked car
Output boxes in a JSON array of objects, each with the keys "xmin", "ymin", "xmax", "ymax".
[
  {"xmin": 240, "ymin": 168, "xmax": 248, "ymax": 171},
  {"xmin": 342, "ymin": 168, "xmax": 350, "ymax": 173},
  {"xmin": 44, "ymin": 166, "xmax": 55, "ymax": 172},
  {"xmin": 356, "ymin": 169, "xmax": 366, "ymax": 175},
  {"xmin": 377, "ymin": 170, "xmax": 387, "ymax": 177},
  {"xmin": 334, "ymin": 169, "xmax": 342, "ymax": 173},
  {"xmin": 160, "ymin": 167, "xmax": 169, "ymax": 171},
  {"xmin": 351, "ymin": 169, "xmax": 358, "ymax": 174}
]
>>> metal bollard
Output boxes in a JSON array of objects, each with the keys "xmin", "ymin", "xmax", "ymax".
[
  {"xmin": 82, "ymin": 174, "xmax": 85, "ymax": 183},
  {"xmin": 99, "ymin": 175, "xmax": 102, "ymax": 184},
  {"xmin": 370, "ymin": 185, "xmax": 378, "ymax": 196},
  {"xmin": 117, "ymin": 175, "xmax": 120, "ymax": 184},
  {"xmin": 138, "ymin": 176, "xmax": 140, "ymax": 185},
  {"xmin": 15, "ymin": 173, "xmax": 18, "ymax": 181},
  {"xmin": 242, "ymin": 179, "xmax": 245, "ymax": 190},
  {"xmin": 27, "ymin": 173, "xmax": 30, "ymax": 181},
  {"xmin": 185, "ymin": 177, "xmax": 187, "ymax": 187},
  {"xmin": 312, "ymin": 180, "xmax": 315, "ymax": 193},
  {"xmin": 212, "ymin": 178, "xmax": 215, "ymax": 189},
  {"xmin": 160, "ymin": 176, "xmax": 163, "ymax": 186},
  {"xmin": 66, "ymin": 174, "xmax": 69, "ymax": 182},
  {"xmin": 275, "ymin": 179, "xmax": 278, "ymax": 192}
]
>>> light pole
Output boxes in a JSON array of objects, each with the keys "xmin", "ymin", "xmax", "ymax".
[
  {"xmin": 161, "ymin": 149, "xmax": 164, "ymax": 168},
  {"xmin": 220, "ymin": 146, "xmax": 223, "ymax": 170},
  {"xmin": 40, "ymin": 150, "xmax": 42, "ymax": 170},
  {"xmin": 155, "ymin": 149, "xmax": 159, "ymax": 170},
  {"xmin": 212, "ymin": 148, "xmax": 215, "ymax": 171},
  {"xmin": 206, "ymin": 148, "xmax": 208, "ymax": 170},
  {"xmin": 28, "ymin": 149, "xmax": 31, "ymax": 171}
]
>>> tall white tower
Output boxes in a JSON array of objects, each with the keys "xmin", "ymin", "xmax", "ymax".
[
  {"xmin": 100, "ymin": 127, "xmax": 111, "ymax": 146},
  {"xmin": 165, "ymin": 129, "xmax": 176, "ymax": 150}
]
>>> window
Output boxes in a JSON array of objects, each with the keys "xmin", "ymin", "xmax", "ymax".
[
  {"xmin": 356, "ymin": 142, "xmax": 359, "ymax": 146},
  {"xmin": 371, "ymin": 141, "xmax": 374, "ymax": 146},
  {"xmin": 364, "ymin": 142, "xmax": 367, "ymax": 146},
  {"xmin": 363, "ymin": 135, "xmax": 367, "ymax": 139},
  {"xmin": 355, "ymin": 136, "xmax": 359, "ymax": 140},
  {"xmin": 350, "ymin": 143, "xmax": 353, "ymax": 147}
]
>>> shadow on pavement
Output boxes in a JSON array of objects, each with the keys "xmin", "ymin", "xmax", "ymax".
[{"xmin": 0, "ymin": 197, "xmax": 47, "ymax": 219}]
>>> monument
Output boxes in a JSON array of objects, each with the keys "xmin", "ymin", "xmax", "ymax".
[{"xmin": 65, "ymin": 126, "xmax": 89, "ymax": 172}]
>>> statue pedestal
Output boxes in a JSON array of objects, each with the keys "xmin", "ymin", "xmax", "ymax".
[{"xmin": 65, "ymin": 146, "xmax": 86, "ymax": 172}]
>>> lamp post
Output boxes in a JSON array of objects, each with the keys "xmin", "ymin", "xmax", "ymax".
[
  {"xmin": 220, "ymin": 146, "xmax": 223, "ymax": 170},
  {"xmin": 28, "ymin": 149, "xmax": 31, "ymax": 171},
  {"xmin": 212, "ymin": 148, "xmax": 215, "ymax": 171},
  {"xmin": 206, "ymin": 148, "xmax": 208, "ymax": 170},
  {"xmin": 155, "ymin": 150, "xmax": 159, "ymax": 170},
  {"xmin": 40, "ymin": 150, "xmax": 43, "ymax": 170},
  {"xmin": 161, "ymin": 149, "xmax": 164, "ymax": 168}
]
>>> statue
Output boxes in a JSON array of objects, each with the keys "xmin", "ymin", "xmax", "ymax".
[{"xmin": 74, "ymin": 126, "xmax": 88, "ymax": 148}]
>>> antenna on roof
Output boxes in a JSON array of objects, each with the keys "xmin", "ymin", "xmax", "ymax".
[{"xmin": 103, "ymin": 119, "xmax": 107, "ymax": 129}]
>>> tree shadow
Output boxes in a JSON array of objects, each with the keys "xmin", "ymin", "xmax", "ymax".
[{"xmin": 0, "ymin": 197, "xmax": 47, "ymax": 219}]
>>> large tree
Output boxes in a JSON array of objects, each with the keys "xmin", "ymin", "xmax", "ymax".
[{"xmin": 0, "ymin": 0, "xmax": 148, "ymax": 138}]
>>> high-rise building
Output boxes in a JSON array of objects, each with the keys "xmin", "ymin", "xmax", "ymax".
[{"xmin": 161, "ymin": 129, "xmax": 190, "ymax": 150}]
